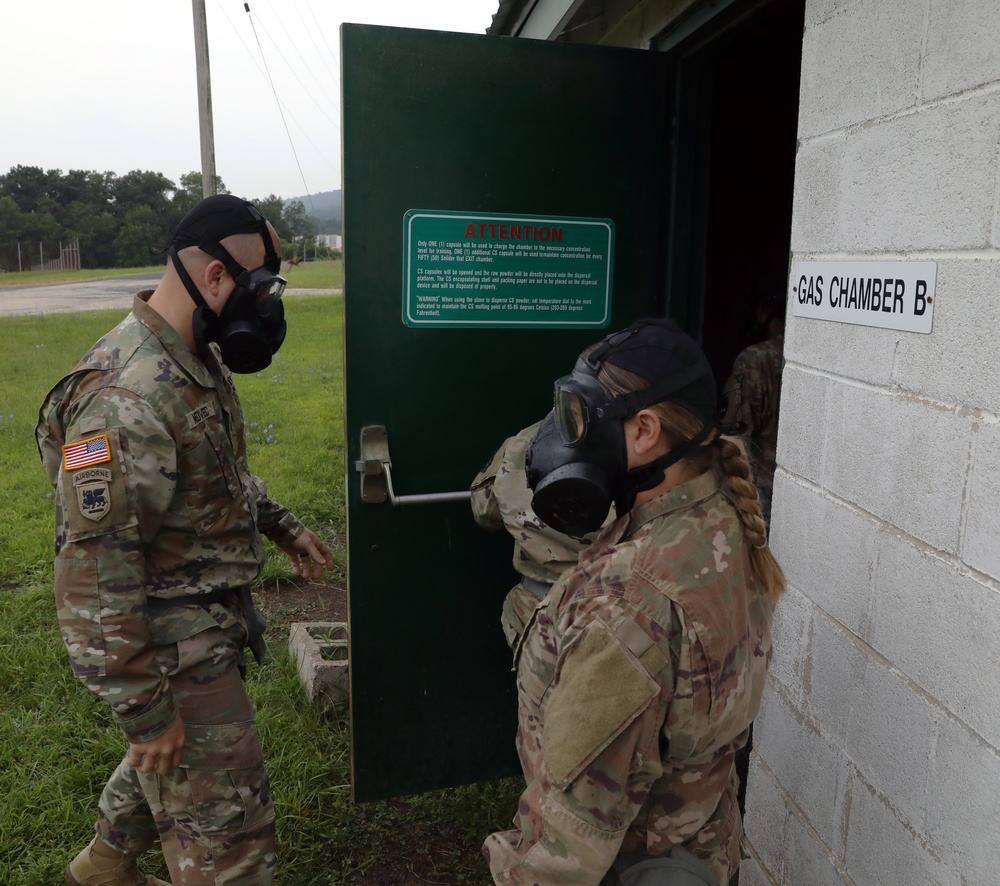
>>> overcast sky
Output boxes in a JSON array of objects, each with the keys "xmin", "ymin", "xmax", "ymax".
[{"xmin": 2, "ymin": 0, "xmax": 500, "ymax": 201}]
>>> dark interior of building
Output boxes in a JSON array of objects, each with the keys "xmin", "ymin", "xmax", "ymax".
[{"xmin": 692, "ymin": 0, "xmax": 805, "ymax": 393}]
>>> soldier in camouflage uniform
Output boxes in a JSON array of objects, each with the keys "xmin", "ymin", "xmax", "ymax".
[
  {"xmin": 470, "ymin": 417, "xmax": 613, "ymax": 650},
  {"xmin": 719, "ymin": 294, "xmax": 785, "ymax": 526},
  {"xmin": 484, "ymin": 319, "xmax": 785, "ymax": 886},
  {"xmin": 36, "ymin": 196, "xmax": 332, "ymax": 886}
]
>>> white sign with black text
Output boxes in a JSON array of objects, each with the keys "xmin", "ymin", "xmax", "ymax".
[{"xmin": 790, "ymin": 260, "xmax": 936, "ymax": 334}]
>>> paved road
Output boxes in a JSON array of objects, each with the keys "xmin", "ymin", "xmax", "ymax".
[
  {"xmin": 0, "ymin": 274, "xmax": 161, "ymax": 316},
  {"xmin": 0, "ymin": 274, "xmax": 337, "ymax": 317}
]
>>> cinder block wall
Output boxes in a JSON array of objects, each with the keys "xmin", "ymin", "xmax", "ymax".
[{"xmin": 743, "ymin": 1, "xmax": 1000, "ymax": 884}]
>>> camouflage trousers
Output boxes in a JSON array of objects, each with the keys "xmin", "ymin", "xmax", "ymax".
[
  {"xmin": 599, "ymin": 847, "xmax": 720, "ymax": 886},
  {"xmin": 500, "ymin": 581, "xmax": 548, "ymax": 650},
  {"xmin": 95, "ymin": 622, "xmax": 276, "ymax": 884}
]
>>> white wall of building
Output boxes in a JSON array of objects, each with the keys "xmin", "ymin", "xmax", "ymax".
[
  {"xmin": 743, "ymin": 1, "xmax": 1000, "ymax": 883},
  {"xmin": 316, "ymin": 233, "xmax": 342, "ymax": 249}
]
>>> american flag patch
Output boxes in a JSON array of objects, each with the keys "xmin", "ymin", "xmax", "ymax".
[{"xmin": 63, "ymin": 434, "xmax": 112, "ymax": 470}]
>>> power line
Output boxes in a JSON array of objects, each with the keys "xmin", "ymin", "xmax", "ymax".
[
  {"xmin": 242, "ymin": 1, "xmax": 315, "ymax": 212},
  {"xmin": 253, "ymin": 0, "xmax": 340, "ymax": 119},
  {"xmin": 252, "ymin": 27, "xmax": 339, "ymax": 131},
  {"xmin": 292, "ymin": 0, "xmax": 339, "ymax": 86},
  {"xmin": 212, "ymin": 0, "xmax": 339, "ymax": 175}
]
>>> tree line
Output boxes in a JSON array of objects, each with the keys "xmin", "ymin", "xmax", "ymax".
[{"xmin": 0, "ymin": 165, "xmax": 321, "ymax": 270}]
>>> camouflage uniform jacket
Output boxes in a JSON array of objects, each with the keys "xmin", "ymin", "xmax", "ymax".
[
  {"xmin": 35, "ymin": 293, "xmax": 304, "ymax": 745},
  {"xmin": 472, "ymin": 422, "xmax": 612, "ymax": 648},
  {"xmin": 471, "ymin": 421, "xmax": 606, "ymax": 586},
  {"xmin": 719, "ymin": 335, "xmax": 783, "ymax": 522},
  {"xmin": 484, "ymin": 470, "xmax": 774, "ymax": 886}
]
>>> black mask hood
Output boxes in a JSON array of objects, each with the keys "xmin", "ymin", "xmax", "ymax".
[{"xmin": 167, "ymin": 196, "xmax": 285, "ymax": 373}]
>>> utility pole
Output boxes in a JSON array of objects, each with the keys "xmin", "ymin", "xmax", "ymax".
[{"xmin": 192, "ymin": 0, "xmax": 217, "ymax": 198}]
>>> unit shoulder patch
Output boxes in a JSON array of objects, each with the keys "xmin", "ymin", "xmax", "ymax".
[{"xmin": 73, "ymin": 467, "xmax": 113, "ymax": 522}]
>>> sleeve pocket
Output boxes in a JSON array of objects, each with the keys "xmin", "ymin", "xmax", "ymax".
[
  {"xmin": 62, "ymin": 427, "xmax": 136, "ymax": 542},
  {"xmin": 542, "ymin": 619, "xmax": 659, "ymax": 790}
]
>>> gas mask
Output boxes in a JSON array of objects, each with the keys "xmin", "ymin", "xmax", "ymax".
[
  {"xmin": 526, "ymin": 320, "xmax": 716, "ymax": 535},
  {"xmin": 168, "ymin": 197, "xmax": 288, "ymax": 373}
]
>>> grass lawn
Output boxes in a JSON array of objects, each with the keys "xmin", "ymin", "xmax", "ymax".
[
  {"xmin": 0, "ymin": 265, "xmax": 166, "ymax": 288},
  {"xmin": 0, "ymin": 293, "xmax": 520, "ymax": 885}
]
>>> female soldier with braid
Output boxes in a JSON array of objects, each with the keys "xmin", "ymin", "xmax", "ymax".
[{"xmin": 484, "ymin": 318, "xmax": 785, "ymax": 886}]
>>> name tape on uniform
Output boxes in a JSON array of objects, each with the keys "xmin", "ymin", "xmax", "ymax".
[{"xmin": 790, "ymin": 260, "xmax": 936, "ymax": 334}]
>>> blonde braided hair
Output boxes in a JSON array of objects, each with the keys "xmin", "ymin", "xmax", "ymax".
[{"xmin": 598, "ymin": 361, "xmax": 786, "ymax": 604}]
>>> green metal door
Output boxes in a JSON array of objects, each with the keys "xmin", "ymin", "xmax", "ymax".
[{"xmin": 342, "ymin": 23, "xmax": 671, "ymax": 802}]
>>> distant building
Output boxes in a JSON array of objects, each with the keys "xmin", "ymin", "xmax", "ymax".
[{"xmin": 315, "ymin": 234, "xmax": 342, "ymax": 250}]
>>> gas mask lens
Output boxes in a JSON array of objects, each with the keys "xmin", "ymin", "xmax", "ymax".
[
  {"xmin": 554, "ymin": 378, "xmax": 589, "ymax": 445},
  {"xmin": 250, "ymin": 270, "xmax": 286, "ymax": 317}
]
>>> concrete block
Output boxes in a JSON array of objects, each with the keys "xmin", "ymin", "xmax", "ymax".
[
  {"xmin": 924, "ymin": 715, "xmax": 1000, "ymax": 880},
  {"xmin": 788, "ymin": 135, "xmax": 846, "ymax": 254},
  {"xmin": 794, "ymin": 94, "xmax": 1000, "ymax": 254},
  {"xmin": 891, "ymin": 260, "xmax": 1000, "ymax": 414},
  {"xmin": 754, "ymin": 687, "xmax": 850, "ymax": 853},
  {"xmin": 844, "ymin": 772, "xmax": 955, "ymax": 886},
  {"xmin": 923, "ymin": 1, "xmax": 1000, "ymax": 101},
  {"xmin": 735, "ymin": 859, "xmax": 771, "ymax": 886},
  {"xmin": 784, "ymin": 803, "xmax": 850, "ymax": 886},
  {"xmin": 870, "ymin": 533, "xmax": 1000, "ymax": 747},
  {"xmin": 764, "ymin": 581, "xmax": 811, "ymax": 707},
  {"xmin": 802, "ymin": 612, "xmax": 869, "ymax": 750},
  {"xmin": 804, "ymin": 0, "xmax": 857, "ymax": 29},
  {"xmin": 845, "ymin": 658, "xmax": 938, "ymax": 824},
  {"xmin": 835, "ymin": 92, "xmax": 1000, "ymax": 252},
  {"xmin": 783, "ymin": 306, "xmax": 896, "ymax": 388},
  {"xmin": 823, "ymin": 383, "xmax": 971, "ymax": 552},
  {"xmin": 798, "ymin": 1, "xmax": 923, "ymax": 137},
  {"xmin": 773, "ymin": 366, "xmax": 828, "ymax": 486},
  {"xmin": 288, "ymin": 622, "xmax": 349, "ymax": 708},
  {"xmin": 769, "ymin": 477, "xmax": 876, "ymax": 637},
  {"xmin": 963, "ymin": 420, "xmax": 1000, "ymax": 581},
  {"xmin": 743, "ymin": 756, "xmax": 790, "ymax": 884}
]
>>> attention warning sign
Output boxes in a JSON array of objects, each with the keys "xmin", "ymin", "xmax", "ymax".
[{"xmin": 403, "ymin": 210, "xmax": 614, "ymax": 328}]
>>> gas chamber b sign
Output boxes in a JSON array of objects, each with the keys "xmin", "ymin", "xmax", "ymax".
[{"xmin": 790, "ymin": 260, "xmax": 936, "ymax": 333}]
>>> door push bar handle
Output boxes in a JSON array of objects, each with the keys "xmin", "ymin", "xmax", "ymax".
[{"xmin": 355, "ymin": 424, "xmax": 472, "ymax": 507}]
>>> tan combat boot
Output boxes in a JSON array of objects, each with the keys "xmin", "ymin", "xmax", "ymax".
[{"xmin": 64, "ymin": 836, "xmax": 171, "ymax": 886}]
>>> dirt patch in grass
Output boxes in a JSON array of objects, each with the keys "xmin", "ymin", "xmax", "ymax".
[
  {"xmin": 342, "ymin": 801, "xmax": 492, "ymax": 886},
  {"xmin": 257, "ymin": 577, "xmax": 349, "ymax": 628}
]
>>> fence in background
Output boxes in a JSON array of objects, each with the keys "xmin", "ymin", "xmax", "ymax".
[{"xmin": 0, "ymin": 239, "xmax": 81, "ymax": 274}]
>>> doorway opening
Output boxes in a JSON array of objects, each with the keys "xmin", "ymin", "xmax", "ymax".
[{"xmin": 663, "ymin": 0, "xmax": 805, "ymax": 391}]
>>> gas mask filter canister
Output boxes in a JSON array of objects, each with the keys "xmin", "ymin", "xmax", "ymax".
[{"xmin": 525, "ymin": 408, "xmax": 621, "ymax": 538}]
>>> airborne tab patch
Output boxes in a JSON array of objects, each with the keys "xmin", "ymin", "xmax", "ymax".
[
  {"xmin": 73, "ymin": 467, "xmax": 113, "ymax": 522},
  {"xmin": 63, "ymin": 434, "xmax": 112, "ymax": 471}
]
